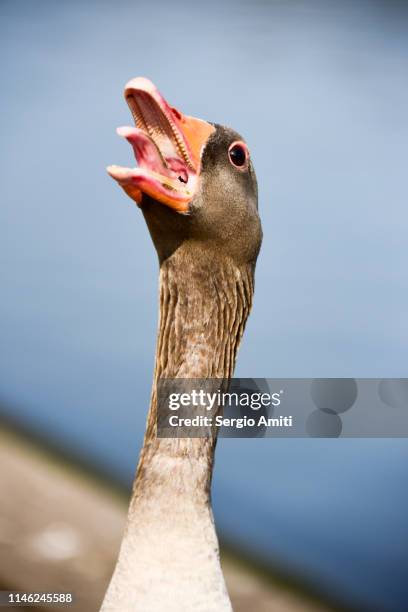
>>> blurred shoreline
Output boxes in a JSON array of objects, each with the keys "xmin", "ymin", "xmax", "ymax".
[{"xmin": 0, "ymin": 415, "xmax": 351, "ymax": 612}]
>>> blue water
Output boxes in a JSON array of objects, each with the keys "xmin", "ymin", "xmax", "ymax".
[{"xmin": 1, "ymin": 1, "xmax": 408, "ymax": 610}]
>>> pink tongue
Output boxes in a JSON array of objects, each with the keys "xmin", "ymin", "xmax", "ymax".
[
  {"xmin": 116, "ymin": 126, "xmax": 168, "ymax": 174},
  {"xmin": 166, "ymin": 158, "xmax": 189, "ymax": 182}
]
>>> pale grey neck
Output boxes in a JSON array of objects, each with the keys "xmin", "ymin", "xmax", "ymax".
[
  {"xmin": 101, "ymin": 251, "xmax": 254, "ymax": 612},
  {"xmin": 138, "ymin": 253, "xmax": 254, "ymax": 487},
  {"xmin": 155, "ymin": 255, "xmax": 254, "ymax": 379}
]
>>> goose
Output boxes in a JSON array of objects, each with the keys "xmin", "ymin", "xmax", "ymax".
[{"xmin": 102, "ymin": 77, "xmax": 262, "ymax": 612}]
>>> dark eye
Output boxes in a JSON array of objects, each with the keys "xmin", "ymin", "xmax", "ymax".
[{"xmin": 228, "ymin": 142, "xmax": 248, "ymax": 168}]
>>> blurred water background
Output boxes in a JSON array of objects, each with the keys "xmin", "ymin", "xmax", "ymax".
[{"xmin": 1, "ymin": 1, "xmax": 408, "ymax": 610}]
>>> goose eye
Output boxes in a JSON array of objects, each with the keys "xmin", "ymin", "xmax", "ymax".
[{"xmin": 228, "ymin": 142, "xmax": 248, "ymax": 169}]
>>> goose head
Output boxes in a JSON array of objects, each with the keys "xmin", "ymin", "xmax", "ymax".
[{"xmin": 107, "ymin": 78, "xmax": 262, "ymax": 265}]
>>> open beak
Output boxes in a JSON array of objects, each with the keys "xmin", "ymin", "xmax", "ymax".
[{"xmin": 107, "ymin": 77, "xmax": 215, "ymax": 214}]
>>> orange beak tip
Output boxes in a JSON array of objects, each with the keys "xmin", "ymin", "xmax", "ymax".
[
  {"xmin": 106, "ymin": 165, "xmax": 121, "ymax": 180},
  {"xmin": 116, "ymin": 126, "xmax": 133, "ymax": 138}
]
